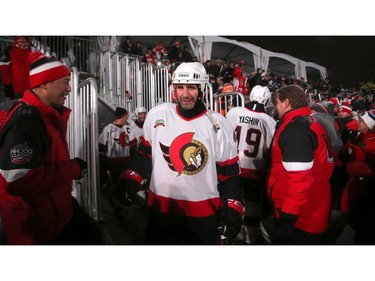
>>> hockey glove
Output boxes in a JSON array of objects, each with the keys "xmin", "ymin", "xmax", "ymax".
[
  {"xmin": 74, "ymin": 157, "xmax": 88, "ymax": 179},
  {"xmin": 217, "ymin": 198, "xmax": 243, "ymax": 245},
  {"xmin": 275, "ymin": 211, "xmax": 298, "ymax": 244},
  {"xmin": 113, "ymin": 169, "xmax": 143, "ymax": 205}
]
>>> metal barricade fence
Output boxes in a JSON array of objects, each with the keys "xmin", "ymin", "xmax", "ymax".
[
  {"xmin": 98, "ymin": 52, "xmax": 173, "ymax": 116},
  {"xmin": 66, "ymin": 66, "xmax": 101, "ymax": 221},
  {"xmin": 98, "ymin": 51, "xmax": 141, "ymax": 113},
  {"xmin": 141, "ymin": 64, "xmax": 172, "ymax": 110},
  {"xmin": 31, "ymin": 36, "xmax": 98, "ymax": 73},
  {"xmin": 213, "ymin": 91, "xmax": 246, "ymax": 116}
]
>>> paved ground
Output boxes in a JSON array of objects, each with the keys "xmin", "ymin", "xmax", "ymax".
[
  {"xmin": 98, "ymin": 190, "xmax": 148, "ymax": 245},
  {"xmin": 98, "ymin": 189, "xmax": 355, "ymax": 245},
  {"xmin": 0, "ymin": 188, "xmax": 355, "ymax": 245}
]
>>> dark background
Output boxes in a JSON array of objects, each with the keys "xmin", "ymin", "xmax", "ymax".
[{"xmin": 225, "ymin": 36, "xmax": 375, "ymax": 89}]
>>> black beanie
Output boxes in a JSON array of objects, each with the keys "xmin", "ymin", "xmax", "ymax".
[{"xmin": 115, "ymin": 107, "xmax": 128, "ymax": 119}]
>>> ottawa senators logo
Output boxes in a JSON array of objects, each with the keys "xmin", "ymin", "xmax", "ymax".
[
  {"xmin": 115, "ymin": 132, "xmax": 130, "ymax": 147},
  {"xmin": 160, "ymin": 132, "xmax": 208, "ymax": 176}
]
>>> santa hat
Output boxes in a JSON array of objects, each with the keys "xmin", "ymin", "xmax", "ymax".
[
  {"xmin": 360, "ymin": 110, "xmax": 375, "ymax": 131},
  {"xmin": 115, "ymin": 107, "xmax": 128, "ymax": 119},
  {"xmin": 339, "ymin": 104, "xmax": 353, "ymax": 115},
  {"xmin": 29, "ymin": 51, "xmax": 70, "ymax": 89}
]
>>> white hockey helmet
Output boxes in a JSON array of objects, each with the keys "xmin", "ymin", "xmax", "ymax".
[
  {"xmin": 172, "ymin": 62, "xmax": 209, "ymax": 91},
  {"xmin": 250, "ymin": 85, "xmax": 272, "ymax": 105},
  {"xmin": 135, "ymin": 106, "xmax": 147, "ymax": 116}
]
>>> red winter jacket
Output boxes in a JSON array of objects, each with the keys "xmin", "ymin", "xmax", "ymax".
[
  {"xmin": 267, "ymin": 107, "xmax": 333, "ymax": 234},
  {"xmin": 0, "ymin": 61, "xmax": 12, "ymax": 84},
  {"xmin": 340, "ymin": 132, "xmax": 375, "ymax": 213},
  {"xmin": 9, "ymin": 46, "xmax": 31, "ymax": 95},
  {"xmin": 0, "ymin": 90, "xmax": 81, "ymax": 244}
]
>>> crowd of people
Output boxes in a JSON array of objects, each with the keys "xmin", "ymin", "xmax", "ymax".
[
  {"xmin": 101, "ymin": 61, "xmax": 375, "ymax": 245},
  {"xmin": 0, "ymin": 36, "xmax": 374, "ymax": 245}
]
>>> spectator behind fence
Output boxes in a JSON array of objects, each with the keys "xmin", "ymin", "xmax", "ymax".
[
  {"xmin": 153, "ymin": 41, "xmax": 168, "ymax": 61},
  {"xmin": 222, "ymin": 62, "xmax": 235, "ymax": 84},
  {"xmin": 133, "ymin": 40, "xmax": 143, "ymax": 57},
  {"xmin": 182, "ymin": 45, "xmax": 193, "ymax": 62},
  {"xmin": 168, "ymin": 41, "xmax": 183, "ymax": 66},
  {"xmin": 114, "ymin": 62, "xmax": 243, "ymax": 245},
  {"xmin": 264, "ymin": 85, "xmax": 334, "ymax": 244},
  {"xmin": 0, "ymin": 51, "xmax": 95, "ymax": 245},
  {"xmin": 119, "ymin": 36, "xmax": 136, "ymax": 55},
  {"xmin": 143, "ymin": 47, "xmax": 156, "ymax": 65}
]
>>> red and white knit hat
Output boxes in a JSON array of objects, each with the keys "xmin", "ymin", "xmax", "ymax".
[
  {"xmin": 361, "ymin": 110, "xmax": 375, "ymax": 131},
  {"xmin": 29, "ymin": 51, "xmax": 70, "ymax": 89},
  {"xmin": 339, "ymin": 102, "xmax": 352, "ymax": 115}
]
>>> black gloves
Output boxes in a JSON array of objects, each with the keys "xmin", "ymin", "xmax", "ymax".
[
  {"xmin": 275, "ymin": 211, "xmax": 298, "ymax": 244},
  {"xmin": 217, "ymin": 204, "xmax": 243, "ymax": 245},
  {"xmin": 74, "ymin": 157, "xmax": 88, "ymax": 179}
]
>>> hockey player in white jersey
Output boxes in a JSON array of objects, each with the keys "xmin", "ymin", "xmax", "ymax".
[
  {"xmin": 98, "ymin": 107, "xmax": 136, "ymax": 187},
  {"xmin": 114, "ymin": 62, "xmax": 243, "ymax": 244},
  {"xmin": 226, "ymin": 85, "xmax": 276, "ymax": 244},
  {"xmin": 131, "ymin": 106, "xmax": 147, "ymax": 141}
]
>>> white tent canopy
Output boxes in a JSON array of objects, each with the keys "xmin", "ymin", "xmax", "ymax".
[
  {"xmin": 122, "ymin": 35, "xmax": 328, "ymax": 82},
  {"xmin": 189, "ymin": 36, "xmax": 327, "ymax": 82}
]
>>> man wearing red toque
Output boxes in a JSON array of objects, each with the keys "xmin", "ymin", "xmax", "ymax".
[{"xmin": 0, "ymin": 51, "xmax": 95, "ymax": 244}]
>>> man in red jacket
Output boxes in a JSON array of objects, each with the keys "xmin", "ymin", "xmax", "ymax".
[
  {"xmin": 0, "ymin": 51, "xmax": 89, "ymax": 244},
  {"xmin": 265, "ymin": 85, "xmax": 334, "ymax": 244}
]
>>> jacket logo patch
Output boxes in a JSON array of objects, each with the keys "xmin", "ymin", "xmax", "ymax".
[
  {"xmin": 154, "ymin": 119, "xmax": 165, "ymax": 128},
  {"xmin": 10, "ymin": 143, "xmax": 33, "ymax": 164}
]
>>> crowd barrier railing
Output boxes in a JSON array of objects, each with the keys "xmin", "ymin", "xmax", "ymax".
[
  {"xmin": 213, "ymin": 91, "xmax": 246, "ymax": 116},
  {"xmin": 66, "ymin": 66, "xmax": 101, "ymax": 221}
]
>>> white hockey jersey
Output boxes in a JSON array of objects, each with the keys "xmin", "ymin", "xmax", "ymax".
[
  {"xmin": 142, "ymin": 103, "xmax": 240, "ymax": 217},
  {"xmin": 98, "ymin": 122, "xmax": 135, "ymax": 159},
  {"xmin": 226, "ymin": 106, "xmax": 276, "ymax": 179},
  {"xmin": 130, "ymin": 120, "xmax": 144, "ymax": 143}
]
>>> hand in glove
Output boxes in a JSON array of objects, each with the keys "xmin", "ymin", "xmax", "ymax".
[
  {"xmin": 217, "ymin": 200, "xmax": 243, "ymax": 245},
  {"xmin": 275, "ymin": 211, "xmax": 298, "ymax": 244},
  {"xmin": 74, "ymin": 157, "xmax": 88, "ymax": 179}
]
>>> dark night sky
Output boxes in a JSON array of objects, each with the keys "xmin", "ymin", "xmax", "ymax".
[{"xmin": 225, "ymin": 36, "xmax": 375, "ymax": 89}]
